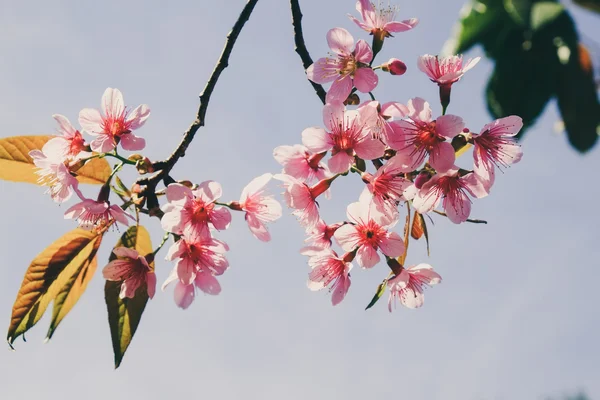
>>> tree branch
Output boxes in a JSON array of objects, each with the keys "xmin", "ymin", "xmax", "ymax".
[
  {"xmin": 290, "ymin": 0, "xmax": 326, "ymax": 104},
  {"xmin": 136, "ymin": 0, "xmax": 259, "ymax": 193}
]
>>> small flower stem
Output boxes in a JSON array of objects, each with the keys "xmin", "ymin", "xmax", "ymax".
[
  {"xmin": 105, "ymin": 152, "xmax": 136, "ymax": 165},
  {"xmin": 152, "ymin": 232, "xmax": 172, "ymax": 256},
  {"xmin": 368, "ymin": 92, "xmax": 376, "ymax": 101},
  {"xmin": 108, "ymin": 162, "xmax": 125, "ymax": 184}
]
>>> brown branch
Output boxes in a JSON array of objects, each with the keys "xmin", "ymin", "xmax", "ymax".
[
  {"xmin": 136, "ymin": 0, "xmax": 259, "ymax": 194},
  {"xmin": 290, "ymin": 0, "xmax": 327, "ymax": 104}
]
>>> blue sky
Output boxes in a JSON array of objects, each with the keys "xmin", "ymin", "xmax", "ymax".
[{"xmin": 0, "ymin": 0, "xmax": 598, "ymax": 399}]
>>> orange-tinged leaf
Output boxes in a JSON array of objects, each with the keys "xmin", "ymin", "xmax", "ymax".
[
  {"xmin": 45, "ymin": 237, "xmax": 102, "ymax": 340},
  {"xmin": 0, "ymin": 135, "xmax": 111, "ymax": 185},
  {"xmin": 7, "ymin": 228, "xmax": 103, "ymax": 346},
  {"xmin": 105, "ymin": 225, "xmax": 153, "ymax": 368},
  {"xmin": 411, "ymin": 211, "xmax": 425, "ymax": 240}
]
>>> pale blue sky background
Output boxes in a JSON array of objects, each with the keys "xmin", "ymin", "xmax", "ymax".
[{"xmin": 0, "ymin": 1, "xmax": 598, "ymax": 399}]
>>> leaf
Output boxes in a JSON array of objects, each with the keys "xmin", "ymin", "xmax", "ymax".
[
  {"xmin": 105, "ymin": 225, "xmax": 153, "ymax": 369},
  {"xmin": 530, "ymin": 2, "xmax": 565, "ymax": 31},
  {"xmin": 573, "ymin": 0, "xmax": 600, "ymax": 13},
  {"xmin": 0, "ymin": 135, "xmax": 111, "ymax": 185},
  {"xmin": 444, "ymin": 0, "xmax": 506, "ymax": 55},
  {"xmin": 504, "ymin": 0, "xmax": 531, "ymax": 26},
  {"xmin": 556, "ymin": 43, "xmax": 600, "ymax": 152},
  {"xmin": 7, "ymin": 228, "xmax": 103, "ymax": 346},
  {"xmin": 410, "ymin": 211, "xmax": 430, "ymax": 256},
  {"xmin": 45, "ymin": 237, "xmax": 101, "ymax": 340},
  {"xmin": 365, "ymin": 280, "xmax": 388, "ymax": 310}
]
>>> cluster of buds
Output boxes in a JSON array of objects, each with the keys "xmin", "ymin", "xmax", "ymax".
[
  {"xmin": 272, "ymin": 0, "xmax": 523, "ymax": 310},
  {"xmin": 31, "ymin": 88, "xmax": 283, "ymax": 310}
]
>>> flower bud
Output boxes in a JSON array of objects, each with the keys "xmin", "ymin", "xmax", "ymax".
[
  {"xmin": 128, "ymin": 153, "xmax": 144, "ymax": 162},
  {"xmin": 414, "ymin": 171, "xmax": 432, "ymax": 189},
  {"xmin": 382, "ymin": 58, "xmax": 407, "ymax": 76},
  {"xmin": 344, "ymin": 93, "xmax": 360, "ymax": 106}
]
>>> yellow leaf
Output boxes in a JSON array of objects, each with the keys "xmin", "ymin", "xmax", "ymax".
[
  {"xmin": 105, "ymin": 225, "xmax": 153, "ymax": 368},
  {"xmin": 0, "ymin": 135, "xmax": 111, "ymax": 185},
  {"xmin": 7, "ymin": 228, "xmax": 103, "ymax": 346}
]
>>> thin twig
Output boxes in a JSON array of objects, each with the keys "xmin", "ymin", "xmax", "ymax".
[
  {"xmin": 136, "ymin": 0, "xmax": 259, "ymax": 194},
  {"xmin": 432, "ymin": 210, "xmax": 488, "ymax": 224},
  {"xmin": 290, "ymin": 0, "xmax": 326, "ymax": 104}
]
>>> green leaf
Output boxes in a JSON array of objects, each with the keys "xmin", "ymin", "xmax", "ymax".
[
  {"xmin": 365, "ymin": 280, "xmax": 388, "ymax": 310},
  {"xmin": 531, "ymin": 2, "xmax": 565, "ymax": 31},
  {"xmin": 7, "ymin": 229, "xmax": 103, "ymax": 346},
  {"xmin": 105, "ymin": 225, "xmax": 153, "ymax": 369},
  {"xmin": 573, "ymin": 0, "xmax": 600, "ymax": 13},
  {"xmin": 444, "ymin": 0, "xmax": 506, "ymax": 54},
  {"xmin": 504, "ymin": 0, "xmax": 531, "ymax": 26}
]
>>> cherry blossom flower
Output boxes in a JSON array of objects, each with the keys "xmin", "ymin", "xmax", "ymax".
[
  {"xmin": 389, "ymin": 97, "xmax": 464, "ymax": 172},
  {"xmin": 64, "ymin": 198, "xmax": 132, "ymax": 230},
  {"xmin": 273, "ymin": 174, "xmax": 333, "ymax": 229},
  {"xmin": 359, "ymin": 100, "xmax": 408, "ymax": 142},
  {"xmin": 103, "ymin": 247, "xmax": 156, "ymax": 299},
  {"xmin": 161, "ymin": 181, "xmax": 231, "ymax": 238},
  {"xmin": 79, "ymin": 88, "xmax": 150, "ymax": 153},
  {"xmin": 232, "ymin": 173, "xmax": 282, "ymax": 242},
  {"xmin": 334, "ymin": 196, "xmax": 404, "ymax": 268},
  {"xmin": 302, "ymin": 101, "xmax": 385, "ymax": 174},
  {"xmin": 306, "ymin": 28, "xmax": 378, "ymax": 103},
  {"xmin": 360, "ymin": 154, "xmax": 414, "ymax": 214},
  {"xmin": 162, "ymin": 227, "xmax": 229, "ymax": 309},
  {"xmin": 387, "ymin": 263, "xmax": 441, "ymax": 310},
  {"xmin": 51, "ymin": 114, "xmax": 89, "ymax": 159},
  {"xmin": 348, "ymin": 0, "xmax": 418, "ymax": 38},
  {"xmin": 471, "ymin": 116, "xmax": 523, "ymax": 191},
  {"xmin": 417, "ymin": 54, "xmax": 480, "ymax": 86},
  {"xmin": 304, "ymin": 220, "xmax": 343, "ymax": 249},
  {"xmin": 273, "ymin": 144, "xmax": 330, "ymax": 183},
  {"xmin": 412, "ymin": 168, "xmax": 488, "ymax": 224},
  {"xmin": 29, "ymin": 140, "xmax": 79, "ymax": 203},
  {"xmin": 307, "ymin": 249, "xmax": 353, "ymax": 306}
]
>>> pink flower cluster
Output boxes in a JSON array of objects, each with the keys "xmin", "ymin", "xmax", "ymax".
[
  {"xmin": 273, "ymin": 2, "xmax": 523, "ymax": 311},
  {"xmin": 159, "ymin": 174, "xmax": 282, "ymax": 309}
]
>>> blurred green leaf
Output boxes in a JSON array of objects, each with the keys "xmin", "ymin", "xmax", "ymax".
[
  {"xmin": 531, "ymin": 2, "xmax": 565, "ymax": 31},
  {"xmin": 365, "ymin": 280, "xmax": 387, "ymax": 310},
  {"xmin": 573, "ymin": 0, "xmax": 600, "ymax": 14},
  {"xmin": 504, "ymin": 0, "xmax": 531, "ymax": 26},
  {"xmin": 447, "ymin": 0, "xmax": 505, "ymax": 54}
]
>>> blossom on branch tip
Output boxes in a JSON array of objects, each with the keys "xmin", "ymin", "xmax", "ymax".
[
  {"xmin": 64, "ymin": 198, "xmax": 133, "ymax": 230},
  {"xmin": 273, "ymin": 144, "xmax": 330, "ymax": 184},
  {"xmin": 388, "ymin": 97, "xmax": 464, "ymax": 172},
  {"xmin": 359, "ymin": 100, "xmax": 408, "ymax": 142},
  {"xmin": 387, "ymin": 263, "xmax": 441, "ymax": 310},
  {"xmin": 306, "ymin": 28, "xmax": 378, "ymax": 103},
  {"xmin": 307, "ymin": 249, "xmax": 353, "ymax": 306},
  {"xmin": 79, "ymin": 88, "xmax": 150, "ymax": 153},
  {"xmin": 412, "ymin": 168, "xmax": 487, "ymax": 224},
  {"xmin": 161, "ymin": 181, "xmax": 231, "ymax": 238},
  {"xmin": 236, "ymin": 173, "xmax": 282, "ymax": 242},
  {"xmin": 334, "ymin": 196, "xmax": 404, "ymax": 268},
  {"xmin": 417, "ymin": 54, "xmax": 480, "ymax": 86},
  {"xmin": 273, "ymin": 174, "xmax": 331, "ymax": 229},
  {"xmin": 472, "ymin": 116, "xmax": 523, "ymax": 192},
  {"xmin": 304, "ymin": 220, "xmax": 343, "ymax": 249},
  {"xmin": 361, "ymin": 154, "xmax": 414, "ymax": 215},
  {"xmin": 51, "ymin": 114, "xmax": 89, "ymax": 158},
  {"xmin": 348, "ymin": 0, "xmax": 418, "ymax": 37},
  {"xmin": 29, "ymin": 141, "xmax": 80, "ymax": 203},
  {"xmin": 302, "ymin": 101, "xmax": 384, "ymax": 174},
  {"xmin": 103, "ymin": 247, "xmax": 156, "ymax": 299}
]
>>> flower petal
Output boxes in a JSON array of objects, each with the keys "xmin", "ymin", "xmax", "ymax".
[{"xmin": 326, "ymin": 27, "xmax": 354, "ymax": 55}]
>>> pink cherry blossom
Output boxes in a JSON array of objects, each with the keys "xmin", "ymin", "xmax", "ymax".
[
  {"xmin": 360, "ymin": 154, "xmax": 415, "ymax": 214},
  {"xmin": 334, "ymin": 197, "xmax": 404, "ymax": 268},
  {"xmin": 51, "ymin": 114, "xmax": 89, "ymax": 158},
  {"xmin": 29, "ymin": 140, "xmax": 79, "ymax": 203},
  {"xmin": 273, "ymin": 174, "xmax": 333, "ymax": 229},
  {"xmin": 306, "ymin": 28, "xmax": 378, "ymax": 103},
  {"xmin": 79, "ymin": 88, "xmax": 150, "ymax": 153},
  {"xmin": 103, "ymin": 247, "xmax": 156, "ymax": 299},
  {"xmin": 161, "ymin": 181, "xmax": 231, "ymax": 237},
  {"xmin": 412, "ymin": 168, "xmax": 488, "ymax": 224},
  {"xmin": 302, "ymin": 101, "xmax": 385, "ymax": 174},
  {"xmin": 387, "ymin": 263, "xmax": 441, "ymax": 310},
  {"xmin": 307, "ymin": 249, "xmax": 353, "ymax": 306},
  {"xmin": 235, "ymin": 173, "xmax": 282, "ymax": 242},
  {"xmin": 359, "ymin": 100, "xmax": 408, "ymax": 142},
  {"xmin": 472, "ymin": 116, "xmax": 523, "ymax": 191},
  {"xmin": 389, "ymin": 97, "xmax": 464, "ymax": 172},
  {"xmin": 304, "ymin": 220, "xmax": 343, "ymax": 249},
  {"xmin": 64, "ymin": 198, "xmax": 133, "ymax": 230},
  {"xmin": 348, "ymin": 0, "xmax": 418, "ymax": 38},
  {"xmin": 417, "ymin": 54, "xmax": 480, "ymax": 86},
  {"xmin": 162, "ymin": 228, "xmax": 229, "ymax": 309},
  {"xmin": 273, "ymin": 144, "xmax": 330, "ymax": 183}
]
